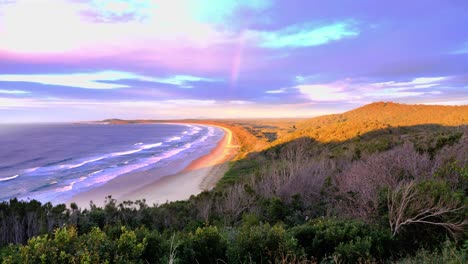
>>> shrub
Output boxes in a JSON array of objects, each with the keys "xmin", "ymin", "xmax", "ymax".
[
  {"xmin": 290, "ymin": 219, "xmax": 392, "ymax": 262},
  {"xmin": 227, "ymin": 223, "xmax": 300, "ymax": 263},
  {"xmin": 178, "ymin": 226, "xmax": 227, "ymax": 264},
  {"xmin": 395, "ymin": 240, "xmax": 468, "ymax": 264}
]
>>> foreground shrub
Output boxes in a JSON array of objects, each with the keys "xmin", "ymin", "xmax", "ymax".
[
  {"xmin": 1, "ymin": 226, "xmax": 147, "ymax": 264},
  {"xmin": 290, "ymin": 219, "xmax": 393, "ymax": 262},
  {"xmin": 395, "ymin": 240, "xmax": 468, "ymax": 264},
  {"xmin": 227, "ymin": 223, "xmax": 300, "ymax": 263},
  {"xmin": 178, "ymin": 226, "xmax": 227, "ymax": 264}
]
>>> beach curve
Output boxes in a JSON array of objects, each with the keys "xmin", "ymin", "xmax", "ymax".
[{"xmin": 68, "ymin": 123, "xmax": 238, "ymax": 208}]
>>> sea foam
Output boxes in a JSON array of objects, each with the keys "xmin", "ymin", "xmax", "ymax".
[{"xmin": 0, "ymin": 174, "xmax": 19, "ymax": 182}]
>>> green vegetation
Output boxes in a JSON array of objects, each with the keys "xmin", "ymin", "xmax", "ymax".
[{"xmin": 1, "ymin": 103, "xmax": 467, "ymax": 263}]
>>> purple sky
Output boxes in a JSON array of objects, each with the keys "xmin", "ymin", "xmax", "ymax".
[{"xmin": 0, "ymin": 0, "xmax": 467, "ymax": 122}]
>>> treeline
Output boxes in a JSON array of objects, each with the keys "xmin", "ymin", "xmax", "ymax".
[{"xmin": 0, "ymin": 125, "xmax": 467, "ymax": 263}]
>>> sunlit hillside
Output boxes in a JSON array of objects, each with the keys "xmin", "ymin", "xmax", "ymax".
[{"xmin": 279, "ymin": 102, "xmax": 468, "ymax": 144}]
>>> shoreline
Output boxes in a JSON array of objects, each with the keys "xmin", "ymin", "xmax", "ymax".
[{"xmin": 68, "ymin": 123, "xmax": 238, "ymax": 208}]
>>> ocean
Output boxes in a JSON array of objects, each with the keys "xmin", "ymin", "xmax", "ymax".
[{"xmin": 0, "ymin": 123, "xmax": 224, "ymax": 204}]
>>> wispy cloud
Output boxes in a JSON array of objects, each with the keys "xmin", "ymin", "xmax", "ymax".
[
  {"xmin": 0, "ymin": 71, "xmax": 217, "ymax": 89},
  {"xmin": 363, "ymin": 77, "xmax": 448, "ymax": 98},
  {"xmin": 0, "ymin": 89, "xmax": 30, "ymax": 94},
  {"xmin": 249, "ymin": 21, "xmax": 359, "ymax": 49},
  {"xmin": 451, "ymin": 41, "xmax": 468, "ymax": 54},
  {"xmin": 279, "ymin": 76, "xmax": 453, "ymax": 103},
  {"xmin": 296, "ymin": 80, "xmax": 358, "ymax": 102},
  {"xmin": 370, "ymin": 77, "xmax": 448, "ymax": 90},
  {"xmin": 154, "ymin": 75, "xmax": 218, "ymax": 88},
  {"xmin": 83, "ymin": 0, "xmax": 271, "ymax": 24},
  {"xmin": 265, "ymin": 88, "xmax": 288, "ymax": 94}
]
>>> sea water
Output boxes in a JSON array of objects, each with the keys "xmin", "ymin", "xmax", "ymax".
[{"xmin": 0, "ymin": 123, "xmax": 223, "ymax": 204}]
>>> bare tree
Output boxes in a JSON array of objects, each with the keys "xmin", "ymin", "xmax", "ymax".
[
  {"xmin": 196, "ymin": 196, "xmax": 212, "ymax": 222},
  {"xmin": 254, "ymin": 138, "xmax": 331, "ymax": 206},
  {"xmin": 335, "ymin": 143, "xmax": 433, "ymax": 219},
  {"xmin": 387, "ymin": 180, "xmax": 466, "ymax": 237},
  {"xmin": 215, "ymin": 183, "xmax": 255, "ymax": 224}
]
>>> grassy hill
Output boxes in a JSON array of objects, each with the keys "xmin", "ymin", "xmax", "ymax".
[{"xmin": 281, "ymin": 102, "xmax": 467, "ymax": 143}]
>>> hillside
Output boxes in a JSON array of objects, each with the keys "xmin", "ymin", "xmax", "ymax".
[{"xmin": 278, "ymin": 102, "xmax": 468, "ymax": 144}]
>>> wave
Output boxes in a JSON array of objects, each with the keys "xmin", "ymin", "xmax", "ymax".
[
  {"xmin": 62, "ymin": 156, "xmax": 107, "ymax": 170},
  {"xmin": 110, "ymin": 149, "xmax": 142, "ymax": 157},
  {"xmin": 0, "ymin": 157, "xmax": 44, "ymax": 170},
  {"xmin": 24, "ymin": 167, "xmax": 39, "ymax": 173},
  {"xmin": 43, "ymin": 158, "xmax": 73, "ymax": 167},
  {"xmin": 187, "ymin": 125, "xmax": 203, "ymax": 135},
  {"xmin": 55, "ymin": 178, "xmax": 82, "ymax": 192},
  {"xmin": 0, "ymin": 174, "xmax": 19, "ymax": 182},
  {"xmin": 140, "ymin": 142, "xmax": 163, "ymax": 149},
  {"xmin": 166, "ymin": 136, "xmax": 181, "ymax": 142},
  {"xmin": 88, "ymin": 169, "xmax": 103, "ymax": 176},
  {"xmin": 22, "ymin": 142, "xmax": 164, "ymax": 174},
  {"xmin": 83, "ymin": 142, "xmax": 195, "ymax": 186},
  {"xmin": 134, "ymin": 142, "xmax": 143, "ymax": 146}
]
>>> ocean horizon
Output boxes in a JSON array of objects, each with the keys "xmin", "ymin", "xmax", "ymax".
[{"xmin": 0, "ymin": 123, "xmax": 223, "ymax": 204}]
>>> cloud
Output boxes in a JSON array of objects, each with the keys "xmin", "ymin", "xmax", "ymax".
[
  {"xmin": 370, "ymin": 77, "xmax": 448, "ymax": 90},
  {"xmin": 451, "ymin": 41, "xmax": 468, "ymax": 54},
  {"xmin": 265, "ymin": 88, "xmax": 287, "ymax": 94},
  {"xmin": 423, "ymin": 100, "xmax": 468, "ymax": 106},
  {"xmin": 0, "ymin": 0, "xmax": 271, "ymax": 54},
  {"xmin": 0, "ymin": 89, "xmax": 30, "ymax": 94},
  {"xmin": 249, "ymin": 21, "xmax": 359, "ymax": 49},
  {"xmin": 287, "ymin": 76, "xmax": 454, "ymax": 103},
  {"xmin": 296, "ymin": 81, "xmax": 357, "ymax": 102},
  {"xmin": 189, "ymin": 0, "xmax": 272, "ymax": 23},
  {"xmin": 0, "ymin": 71, "xmax": 216, "ymax": 89},
  {"xmin": 364, "ymin": 90, "xmax": 442, "ymax": 99},
  {"xmin": 0, "ymin": 71, "xmax": 137, "ymax": 89},
  {"xmin": 82, "ymin": 0, "xmax": 271, "ymax": 24},
  {"xmin": 154, "ymin": 75, "xmax": 218, "ymax": 88},
  {"xmin": 83, "ymin": 0, "xmax": 156, "ymax": 23}
]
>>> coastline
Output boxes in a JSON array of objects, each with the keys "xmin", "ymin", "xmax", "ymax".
[{"xmin": 68, "ymin": 123, "xmax": 238, "ymax": 208}]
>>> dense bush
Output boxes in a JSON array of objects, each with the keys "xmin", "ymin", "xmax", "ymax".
[
  {"xmin": 227, "ymin": 223, "xmax": 300, "ymax": 263},
  {"xmin": 178, "ymin": 226, "xmax": 227, "ymax": 264},
  {"xmin": 290, "ymin": 219, "xmax": 393, "ymax": 262},
  {"xmin": 0, "ymin": 226, "xmax": 146, "ymax": 264}
]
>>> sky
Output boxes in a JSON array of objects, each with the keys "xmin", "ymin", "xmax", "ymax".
[{"xmin": 0, "ymin": 0, "xmax": 467, "ymax": 123}]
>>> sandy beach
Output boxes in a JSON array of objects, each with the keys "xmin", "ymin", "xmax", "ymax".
[{"xmin": 68, "ymin": 124, "xmax": 238, "ymax": 208}]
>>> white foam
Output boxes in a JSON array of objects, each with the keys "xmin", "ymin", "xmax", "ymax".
[
  {"xmin": 61, "ymin": 156, "xmax": 107, "ymax": 170},
  {"xmin": 24, "ymin": 142, "xmax": 164, "ymax": 174},
  {"xmin": 166, "ymin": 136, "xmax": 182, "ymax": 142},
  {"xmin": 88, "ymin": 169, "xmax": 103, "ymax": 176},
  {"xmin": 140, "ymin": 142, "xmax": 163, "ymax": 149},
  {"xmin": 0, "ymin": 174, "xmax": 19, "ymax": 182},
  {"xmin": 83, "ymin": 142, "xmax": 194, "ymax": 187},
  {"xmin": 24, "ymin": 167, "xmax": 39, "ymax": 173},
  {"xmin": 55, "ymin": 177, "xmax": 84, "ymax": 192},
  {"xmin": 187, "ymin": 125, "xmax": 203, "ymax": 135},
  {"xmin": 110, "ymin": 149, "xmax": 142, "ymax": 157}
]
